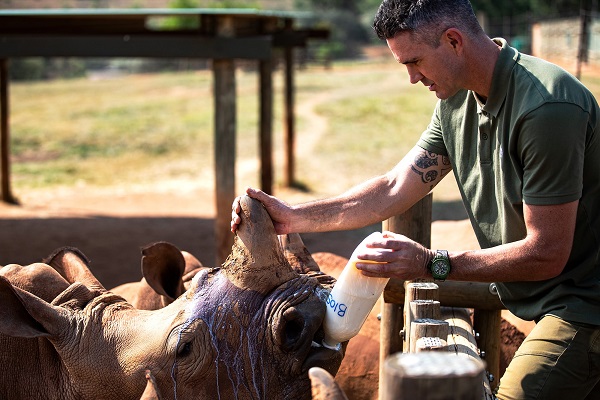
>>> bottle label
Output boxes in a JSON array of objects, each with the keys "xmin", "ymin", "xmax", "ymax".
[{"xmin": 326, "ymin": 293, "xmax": 347, "ymax": 317}]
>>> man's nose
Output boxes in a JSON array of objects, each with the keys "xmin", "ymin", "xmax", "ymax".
[{"xmin": 406, "ymin": 66, "xmax": 423, "ymax": 85}]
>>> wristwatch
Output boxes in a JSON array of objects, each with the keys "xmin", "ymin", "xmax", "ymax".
[{"xmin": 429, "ymin": 250, "xmax": 451, "ymax": 281}]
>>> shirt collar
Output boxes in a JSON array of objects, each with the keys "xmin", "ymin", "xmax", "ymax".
[{"xmin": 472, "ymin": 37, "xmax": 517, "ymax": 118}]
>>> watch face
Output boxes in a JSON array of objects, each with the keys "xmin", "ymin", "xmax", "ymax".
[{"xmin": 431, "ymin": 260, "xmax": 449, "ymax": 278}]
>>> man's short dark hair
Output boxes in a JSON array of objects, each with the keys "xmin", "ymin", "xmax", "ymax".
[{"xmin": 372, "ymin": 0, "xmax": 483, "ymax": 47}]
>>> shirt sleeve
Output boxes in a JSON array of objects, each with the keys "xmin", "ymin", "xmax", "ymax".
[
  {"xmin": 519, "ymin": 102, "xmax": 586, "ymax": 205},
  {"xmin": 417, "ymin": 101, "xmax": 448, "ymax": 156}
]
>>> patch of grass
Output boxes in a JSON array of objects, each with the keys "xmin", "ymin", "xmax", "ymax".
[
  {"xmin": 10, "ymin": 60, "xmax": 600, "ymax": 201},
  {"xmin": 11, "ymin": 71, "xmax": 224, "ymax": 189}
]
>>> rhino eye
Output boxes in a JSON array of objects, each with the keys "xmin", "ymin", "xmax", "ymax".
[{"xmin": 177, "ymin": 342, "xmax": 192, "ymax": 358}]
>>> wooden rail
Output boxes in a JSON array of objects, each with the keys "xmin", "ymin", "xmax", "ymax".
[
  {"xmin": 380, "ymin": 281, "xmax": 495, "ymax": 399},
  {"xmin": 380, "ymin": 196, "xmax": 501, "ymax": 398}
]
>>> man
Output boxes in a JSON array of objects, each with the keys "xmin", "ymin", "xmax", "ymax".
[{"xmin": 231, "ymin": 0, "xmax": 600, "ymax": 398}]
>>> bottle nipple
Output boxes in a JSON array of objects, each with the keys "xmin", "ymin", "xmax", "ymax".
[{"xmin": 321, "ymin": 338, "xmax": 342, "ymax": 351}]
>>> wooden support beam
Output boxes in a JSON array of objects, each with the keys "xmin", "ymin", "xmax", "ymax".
[
  {"xmin": 259, "ymin": 57, "xmax": 273, "ymax": 194},
  {"xmin": 473, "ymin": 309, "xmax": 501, "ymax": 391},
  {"xmin": 213, "ymin": 16, "xmax": 236, "ymax": 266},
  {"xmin": 409, "ymin": 318, "xmax": 449, "ymax": 353},
  {"xmin": 0, "ymin": 34, "xmax": 273, "ymax": 59},
  {"xmin": 403, "ymin": 283, "xmax": 440, "ymax": 353},
  {"xmin": 379, "ymin": 301, "xmax": 403, "ymax": 399},
  {"xmin": 0, "ymin": 58, "xmax": 15, "ymax": 204},
  {"xmin": 384, "ymin": 280, "xmax": 504, "ymax": 310},
  {"xmin": 442, "ymin": 307, "xmax": 495, "ymax": 398},
  {"xmin": 283, "ymin": 18, "xmax": 296, "ymax": 187},
  {"xmin": 441, "ymin": 307, "xmax": 480, "ymax": 361}
]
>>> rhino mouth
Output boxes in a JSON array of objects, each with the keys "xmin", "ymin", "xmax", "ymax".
[{"xmin": 301, "ymin": 339, "xmax": 344, "ymax": 375}]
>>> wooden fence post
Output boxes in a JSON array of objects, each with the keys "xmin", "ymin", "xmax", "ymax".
[
  {"xmin": 403, "ymin": 282, "xmax": 440, "ymax": 353},
  {"xmin": 379, "ymin": 194, "xmax": 432, "ymax": 399},
  {"xmin": 474, "ymin": 308, "xmax": 502, "ymax": 390},
  {"xmin": 382, "ymin": 352, "xmax": 485, "ymax": 400}
]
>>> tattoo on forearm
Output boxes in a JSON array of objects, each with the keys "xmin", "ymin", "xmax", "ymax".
[
  {"xmin": 411, "ymin": 151, "xmax": 451, "ymax": 189},
  {"xmin": 414, "ymin": 151, "xmax": 438, "ymax": 170},
  {"xmin": 411, "ymin": 165, "xmax": 438, "ymax": 185}
]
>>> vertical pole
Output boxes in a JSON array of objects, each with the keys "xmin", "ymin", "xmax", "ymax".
[
  {"xmin": 283, "ymin": 18, "xmax": 296, "ymax": 187},
  {"xmin": 213, "ymin": 16, "xmax": 236, "ymax": 265},
  {"xmin": 1, "ymin": 58, "xmax": 15, "ymax": 204},
  {"xmin": 576, "ymin": 0, "xmax": 590, "ymax": 80},
  {"xmin": 259, "ymin": 54, "xmax": 273, "ymax": 194},
  {"xmin": 379, "ymin": 194, "xmax": 432, "ymax": 400},
  {"xmin": 473, "ymin": 309, "xmax": 501, "ymax": 391},
  {"xmin": 379, "ymin": 302, "xmax": 404, "ymax": 399}
]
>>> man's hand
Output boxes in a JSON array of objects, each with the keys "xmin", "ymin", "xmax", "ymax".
[
  {"xmin": 230, "ymin": 188, "xmax": 293, "ymax": 234},
  {"xmin": 354, "ymin": 231, "xmax": 435, "ymax": 280}
]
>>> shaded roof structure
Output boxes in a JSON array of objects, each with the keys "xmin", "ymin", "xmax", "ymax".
[{"xmin": 0, "ymin": 8, "xmax": 328, "ymax": 264}]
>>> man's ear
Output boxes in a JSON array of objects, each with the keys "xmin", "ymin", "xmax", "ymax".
[{"xmin": 444, "ymin": 28, "xmax": 464, "ymax": 54}]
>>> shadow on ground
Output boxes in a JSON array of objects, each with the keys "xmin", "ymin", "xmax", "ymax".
[{"xmin": 0, "ymin": 215, "xmax": 381, "ymax": 289}]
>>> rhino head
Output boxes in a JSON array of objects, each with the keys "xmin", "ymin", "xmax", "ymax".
[
  {"xmin": 168, "ymin": 195, "xmax": 343, "ymax": 398},
  {"xmin": 0, "ymin": 195, "xmax": 343, "ymax": 400}
]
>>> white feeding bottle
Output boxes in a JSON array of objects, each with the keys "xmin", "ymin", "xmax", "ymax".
[{"xmin": 322, "ymin": 231, "xmax": 390, "ymax": 350}]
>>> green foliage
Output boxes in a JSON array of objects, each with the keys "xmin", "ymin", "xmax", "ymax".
[
  {"xmin": 9, "ymin": 58, "xmax": 87, "ymax": 81},
  {"xmin": 295, "ymin": 0, "xmax": 382, "ymax": 15},
  {"xmin": 304, "ymin": 10, "xmax": 372, "ymax": 59},
  {"xmin": 203, "ymin": 0, "xmax": 261, "ymax": 7}
]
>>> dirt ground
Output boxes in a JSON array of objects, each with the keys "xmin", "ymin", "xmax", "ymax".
[{"xmin": 0, "ymin": 183, "xmax": 385, "ymax": 289}]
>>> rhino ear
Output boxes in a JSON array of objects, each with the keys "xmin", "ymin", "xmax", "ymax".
[
  {"xmin": 44, "ymin": 247, "xmax": 106, "ymax": 293},
  {"xmin": 141, "ymin": 242, "xmax": 186, "ymax": 300},
  {"xmin": 0, "ymin": 276, "xmax": 68, "ymax": 339}
]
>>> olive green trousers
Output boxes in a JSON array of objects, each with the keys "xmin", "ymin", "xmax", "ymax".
[{"xmin": 497, "ymin": 315, "xmax": 600, "ymax": 400}]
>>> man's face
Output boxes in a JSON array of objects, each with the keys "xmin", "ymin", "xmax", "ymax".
[{"xmin": 386, "ymin": 31, "xmax": 463, "ymax": 100}]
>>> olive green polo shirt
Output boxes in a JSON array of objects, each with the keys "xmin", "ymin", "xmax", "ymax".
[{"xmin": 417, "ymin": 38, "xmax": 600, "ymax": 324}]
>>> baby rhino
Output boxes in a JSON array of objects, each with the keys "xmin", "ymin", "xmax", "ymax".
[{"xmin": 0, "ymin": 196, "xmax": 345, "ymax": 399}]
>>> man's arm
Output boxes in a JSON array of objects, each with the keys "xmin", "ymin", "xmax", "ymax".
[
  {"xmin": 357, "ymin": 200, "xmax": 578, "ymax": 283},
  {"xmin": 231, "ymin": 145, "xmax": 451, "ymax": 234},
  {"xmin": 448, "ymin": 200, "xmax": 578, "ymax": 282}
]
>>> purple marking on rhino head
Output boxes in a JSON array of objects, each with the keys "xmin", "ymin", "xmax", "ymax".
[{"xmin": 171, "ymin": 265, "xmax": 337, "ymax": 400}]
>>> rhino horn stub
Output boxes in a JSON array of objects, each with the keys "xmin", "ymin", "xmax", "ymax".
[
  {"xmin": 223, "ymin": 195, "xmax": 296, "ymax": 293},
  {"xmin": 279, "ymin": 233, "xmax": 321, "ymax": 274}
]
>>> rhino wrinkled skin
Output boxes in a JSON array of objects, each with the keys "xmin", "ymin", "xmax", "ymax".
[{"xmin": 0, "ymin": 196, "xmax": 344, "ymax": 400}]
